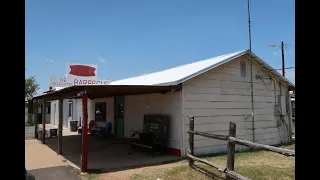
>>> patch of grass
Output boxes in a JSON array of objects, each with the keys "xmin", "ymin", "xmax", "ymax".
[
  {"xmin": 129, "ymin": 143, "xmax": 295, "ymax": 180},
  {"xmin": 131, "ymin": 165, "xmax": 224, "ymax": 180},
  {"xmin": 82, "ymin": 173, "xmax": 98, "ymax": 180}
]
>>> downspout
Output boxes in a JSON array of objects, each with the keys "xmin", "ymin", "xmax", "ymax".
[{"xmin": 287, "ymin": 91, "xmax": 293, "ymax": 143}]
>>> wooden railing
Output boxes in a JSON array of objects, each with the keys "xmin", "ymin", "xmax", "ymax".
[{"xmin": 187, "ymin": 116, "xmax": 295, "ymax": 180}]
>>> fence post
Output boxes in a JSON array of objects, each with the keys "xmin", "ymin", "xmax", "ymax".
[
  {"xmin": 226, "ymin": 122, "xmax": 236, "ymax": 180},
  {"xmin": 188, "ymin": 116, "xmax": 195, "ymax": 166}
]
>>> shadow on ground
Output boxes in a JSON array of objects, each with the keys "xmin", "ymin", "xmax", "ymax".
[
  {"xmin": 191, "ymin": 165, "xmax": 224, "ymax": 180},
  {"xmin": 29, "ymin": 166, "xmax": 81, "ymax": 180},
  {"xmin": 44, "ymin": 134, "xmax": 180, "ymax": 172}
]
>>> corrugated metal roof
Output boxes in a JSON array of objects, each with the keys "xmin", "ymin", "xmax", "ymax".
[
  {"xmin": 110, "ymin": 49, "xmax": 294, "ymax": 88},
  {"xmin": 110, "ymin": 50, "xmax": 248, "ymax": 86}
]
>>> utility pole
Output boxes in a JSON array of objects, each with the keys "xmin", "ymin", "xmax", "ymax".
[
  {"xmin": 269, "ymin": 41, "xmax": 286, "ymax": 77},
  {"xmin": 281, "ymin": 41, "xmax": 285, "ymax": 77}
]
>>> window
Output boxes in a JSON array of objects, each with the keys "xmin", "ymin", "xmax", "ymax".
[
  {"xmin": 68, "ymin": 101, "xmax": 73, "ymax": 118},
  {"xmin": 240, "ymin": 61, "xmax": 247, "ymax": 77},
  {"xmin": 95, "ymin": 102, "xmax": 107, "ymax": 122}
]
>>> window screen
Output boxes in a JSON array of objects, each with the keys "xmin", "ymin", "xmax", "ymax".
[{"xmin": 240, "ymin": 61, "xmax": 247, "ymax": 77}]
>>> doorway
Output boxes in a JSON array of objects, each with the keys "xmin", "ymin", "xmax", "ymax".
[{"xmin": 114, "ymin": 96, "xmax": 124, "ymax": 138}]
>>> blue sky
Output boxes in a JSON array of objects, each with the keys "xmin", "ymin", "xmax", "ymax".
[{"xmin": 26, "ymin": 0, "xmax": 295, "ymax": 93}]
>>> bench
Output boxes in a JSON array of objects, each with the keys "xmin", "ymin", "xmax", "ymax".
[{"xmin": 130, "ymin": 114, "xmax": 169, "ymax": 157}]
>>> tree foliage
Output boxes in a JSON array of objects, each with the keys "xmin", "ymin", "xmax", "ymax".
[{"xmin": 25, "ymin": 75, "xmax": 39, "ymax": 100}]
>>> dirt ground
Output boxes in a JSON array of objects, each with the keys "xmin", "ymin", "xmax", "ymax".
[{"xmin": 96, "ymin": 162, "xmax": 182, "ymax": 180}]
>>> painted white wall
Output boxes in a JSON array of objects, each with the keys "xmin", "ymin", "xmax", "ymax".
[
  {"xmin": 27, "ymin": 113, "xmax": 50, "ymax": 125},
  {"xmin": 124, "ymin": 91, "xmax": 182, "ymax": 150},
  {"xmin": 50, "ymin": 100, "xmax": 58, "ymax": 125},
  {"xmin": 61, "ymin": 98, "xmax": 114, "ymax": 130},
  {"xmin": 182, "ymin": 55, "xmax": 291, "ymax": 156},
  {"xmin": 50, "ymin": 99, "xmax": 78, "ymax": 129}
]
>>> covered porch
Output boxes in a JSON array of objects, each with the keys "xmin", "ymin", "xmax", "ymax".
[
  {"xmin": 32, "ymin": 85, "xmax": 182, "ymax": 172},
  {"xmin": 41, "ymin": 124, "xmax": 179, "ymax": 171}
]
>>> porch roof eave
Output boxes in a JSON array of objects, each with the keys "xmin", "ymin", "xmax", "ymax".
[{"xmin": 32, "ymin": 84, "xmax": 182, "ymax": 101}]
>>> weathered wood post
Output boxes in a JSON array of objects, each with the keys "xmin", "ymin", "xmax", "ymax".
[
  {"xmin": 42, "ymin": 101, "xmax": 46, "ymax": 144},
  {"xmin": 188, "ymin": 116, "xmax": 195, "ymax": 166},
  {"xmin": 58, "ymin": 98, "xmax": 63, "ymax": 155},
  {"xmin": 34, "ymin": 100, "xmax": 38, "ymax": 139},
  {"xmin": 226, "ymin": 122, "xmax": 236, "ymax": 180}
]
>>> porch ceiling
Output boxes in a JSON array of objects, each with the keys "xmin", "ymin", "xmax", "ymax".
[{"xmin": 33, "ymin": 85, "xmax": 182, "ymax": 101}]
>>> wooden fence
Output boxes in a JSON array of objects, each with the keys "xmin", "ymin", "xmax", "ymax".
[{"xmin": 187, "ymin": 116, "xmax": 295, "ymax": 180}]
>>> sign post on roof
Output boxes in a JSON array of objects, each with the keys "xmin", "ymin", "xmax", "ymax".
[{"xmin": 50, "ymin": 76, "xmax": 110, "ymax": 87}]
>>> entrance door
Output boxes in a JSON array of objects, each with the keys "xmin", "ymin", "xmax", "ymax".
[{"xmin": 114, "ymin": 96, "xmax": 125, "ymax": 138}]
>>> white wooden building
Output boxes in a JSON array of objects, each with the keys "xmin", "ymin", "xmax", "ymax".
[{"xmin": 46, "ymin": 49, "xmax": 295, "ymax": 157}]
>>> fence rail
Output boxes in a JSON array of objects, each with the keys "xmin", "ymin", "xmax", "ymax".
[
  {"xmin": 187, "ymin": 116, "xmax": 295, "ymax": 180},
  {"xmin": 187, "ymin": 130, "xmax": 295, "ymax": 157}
]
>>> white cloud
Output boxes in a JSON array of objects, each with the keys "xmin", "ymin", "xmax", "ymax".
[
  {"xmin": 47, "ymin": 59, "xmax": 55, "ymax": 63},
  {"xmin": 99, "ymin": 58, "xmax": 106, "ymax": 63}
]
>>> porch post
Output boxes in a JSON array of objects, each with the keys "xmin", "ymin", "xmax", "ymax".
[
  {"xmin": 42, "ymin": 101, "xmax": 46, "ymax": 144},
  {"xmin": 81, "ymin": 91, "xmax": 88, "ymax": 172},
  {"xmin": 34, "ymin": 100, "xmax": 38, "ymax": 139},
  {"xmin": 58, "ymin": 98, "xmax": 63, "ymax": 155}
]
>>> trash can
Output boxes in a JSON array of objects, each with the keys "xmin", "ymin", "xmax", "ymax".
[
  {"xmin": 70, "ymin": 121, "xmax": 78, "ymax": 132},
  {"xmin": 50, "ymin": 129, "xmax": 58, "ymax": 137}
]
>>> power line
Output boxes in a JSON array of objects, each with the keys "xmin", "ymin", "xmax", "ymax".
[
  {"xmin": 275, "ymin": 67, "xmax": 295, "ymax": 70},
  {"xmin": 269, "ymin": 44, "xmax": 295, "ymax": 47}
]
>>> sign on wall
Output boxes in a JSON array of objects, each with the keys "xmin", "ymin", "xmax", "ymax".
[
  {"xmin": 66, "ymin": 63, "xmax": 98, "ymax": 79},
  {"xmin": 50, "ymin": 76, "xmax": 110, "ymax": 88}
]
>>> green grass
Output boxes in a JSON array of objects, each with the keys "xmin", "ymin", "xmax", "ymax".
[
  {"xmin": 86, "ymin": 173, "xmax": 98, "ymax": 180},
  {"xmin": 81, "ymin": 173, "xmax": 98, "ymax": 180},
  {"xmin": 129, "ymin": 143, "xmax": 295, "ymax": 180}
]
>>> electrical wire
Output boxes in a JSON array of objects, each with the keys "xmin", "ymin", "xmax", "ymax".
[
  {"xmin": 275, "ymin": 67, "xmax": 295, "ymax": 70},
  {"xmin": 259, "ymin": 76, "xmax": 272, "ymax": 86}
]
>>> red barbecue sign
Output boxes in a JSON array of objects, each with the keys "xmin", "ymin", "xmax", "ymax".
[{"xmin": 69, "ymin": 65, "xmax": 96, "ymax": 77}]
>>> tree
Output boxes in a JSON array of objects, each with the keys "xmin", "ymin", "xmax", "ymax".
[{"xmin": 25, "ymin": 75, "xmax": 39, "ymax": 100}]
